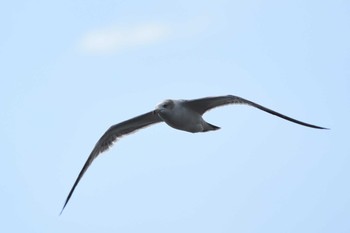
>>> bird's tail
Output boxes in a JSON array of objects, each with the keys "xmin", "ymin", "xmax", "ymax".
[{"xmin": 203, "ymin": 122, "xmax": 220, "ymax": 132}]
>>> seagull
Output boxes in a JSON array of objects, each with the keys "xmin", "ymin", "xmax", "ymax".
[{"xmin": 60, "ymin": 95, "xmax": 327, "ymax": 214}]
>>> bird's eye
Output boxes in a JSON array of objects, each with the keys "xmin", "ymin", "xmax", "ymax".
[{"xmin": 163, "ymin": 104, "xmax": 168, "ymax": 108}]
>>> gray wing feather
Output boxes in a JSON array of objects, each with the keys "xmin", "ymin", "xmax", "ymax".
[
  {"xmin": 185, "ymin": 95, "xmax": 328, "ymax": 129},
  {"xmin": 61, "ymin": 110, "xmax": 162, "ymax": 214}
]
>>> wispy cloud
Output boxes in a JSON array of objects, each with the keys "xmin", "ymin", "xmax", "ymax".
[
  {"xmin": 79, "ymin": 17, "xmax": 212, "ymax": 54},
  {"xmin": 79, "ymin": 23, "xmax": 170, "ymax": 54}
]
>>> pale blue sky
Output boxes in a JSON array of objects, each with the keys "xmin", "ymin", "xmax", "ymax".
[{"xmin": 1, "ymin": 1, "xmax": 349, "ymax": 232}]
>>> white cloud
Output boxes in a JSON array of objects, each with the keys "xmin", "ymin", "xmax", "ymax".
[
  {"xmin": 79, "ymin": 23, "xmax": 170, "ymax": 54},
  {"xmin": 78, "ymin": 17, "xmax": 213, "ymax": 54}
]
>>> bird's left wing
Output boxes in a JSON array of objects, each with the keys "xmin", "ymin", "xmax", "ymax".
[
  {"xmin": 61, "ymin": 110, "xmax": 162, "ymax": 214},
  {"xmin": 184, "ymin": 95, "xmax": 328, "ymax": 129}
]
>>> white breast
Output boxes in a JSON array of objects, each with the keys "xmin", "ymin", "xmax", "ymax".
[{"xmin": 159, "ymin": 100, "xmax": 204, "ymax": 133}]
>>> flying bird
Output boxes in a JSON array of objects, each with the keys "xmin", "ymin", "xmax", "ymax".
[{"xmin": 61, "ymin": 95, "xmax": 327, "ymax": 213}]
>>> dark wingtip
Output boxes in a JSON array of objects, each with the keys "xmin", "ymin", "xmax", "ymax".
[
  {"xmin": 59, "ymin": 173, "xmax": 81, "ymax": 215},
  {"xmin": 310, "ymin": 125, "xmax": 329, "ymax": 130},
  {"xmin": 59, "ymin": 197, "xmax": 70, "ymax": 215},
  {"xmin": 59, "ymin": 151, "xmax": 95, "ymax": 216},
  {"xmin": 59, "ymin": 207, "xmax": 65, "ymax": 216}
]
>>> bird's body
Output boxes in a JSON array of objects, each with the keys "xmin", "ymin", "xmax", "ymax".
[
  {"xmin": 60, "ymin": 95, "xmax": 327, "ymax": 214},
  {"xmin": 157, "ymin": 99, "xmax": 219, "ymax": 132}
]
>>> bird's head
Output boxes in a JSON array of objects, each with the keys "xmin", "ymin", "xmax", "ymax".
[{"xmin": 155, "ymin": 99, "xmax": 175, "ymax": 114}]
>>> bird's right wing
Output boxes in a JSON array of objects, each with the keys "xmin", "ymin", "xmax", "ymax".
[{"xmin": 61, "ymin": 110, "xmax": 162, "ymax": 214}]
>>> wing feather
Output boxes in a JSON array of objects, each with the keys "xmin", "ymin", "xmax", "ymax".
[
  {"xmin": 185, "ymin": 95, "xmax": 328, "ymax": 129},
  {"xmin": 60, "ymin": 110, "xmax": 162, "ymax": 214}
]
